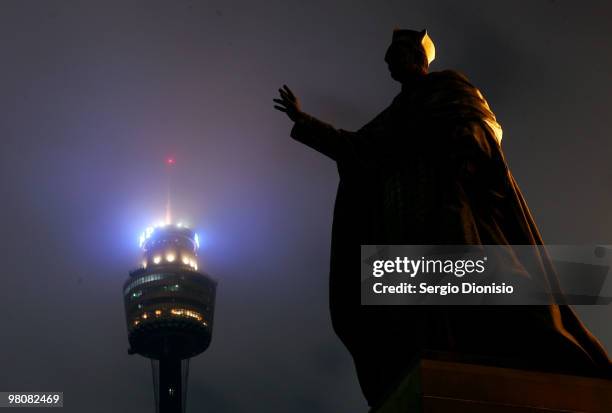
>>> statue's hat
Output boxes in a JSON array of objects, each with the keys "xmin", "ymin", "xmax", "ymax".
[{"xmin": 391, "ymin": 29, "xmax": 436, "ymax": 65}]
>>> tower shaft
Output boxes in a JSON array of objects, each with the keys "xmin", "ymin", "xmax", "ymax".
[{"xmin": 159, "ymin": 357, "xmax": 182, "ymax": 413}]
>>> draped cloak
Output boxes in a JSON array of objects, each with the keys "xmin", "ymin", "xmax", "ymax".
[{"xmin": 290, "ymin": 70, "xmax": 611, "ymax": 406}]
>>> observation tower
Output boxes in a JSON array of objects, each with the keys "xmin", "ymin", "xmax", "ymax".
[{"xmin": 124, "ymin": 222, "xmax": 216, "ymax": 413}]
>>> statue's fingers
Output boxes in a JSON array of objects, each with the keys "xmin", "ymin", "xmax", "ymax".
[
  {"xmin": 279, "ymin": 89, "xmax": 290, "ymax": 101},
  {"xmin": 283, "ymin": 85, "xmax": 296, "ymax": 100},
  {"xmin": 275, "ymin": 97, "xmax": 293, "ymax": 110},
  {"xmin": 273, "ymin": 105, "xmax": 287, "ymax": 112},
  {"xmin": 279, "ymin": 87, "xmax": 296, "ymax": 102}
]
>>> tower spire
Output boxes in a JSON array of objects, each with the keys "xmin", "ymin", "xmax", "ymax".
[{"xmin": 165, "ymin": 157, "xmax": 175, "ymax": 225}]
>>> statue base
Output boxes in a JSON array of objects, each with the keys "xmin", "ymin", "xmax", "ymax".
[{"xmin": 371, "ymin": 353, "xmax": 612, "ymax": 413}]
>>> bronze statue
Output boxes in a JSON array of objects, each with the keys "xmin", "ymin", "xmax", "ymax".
[{"xmin": 274, "ymin": 29, "xmax": 611, "ymax": 407}]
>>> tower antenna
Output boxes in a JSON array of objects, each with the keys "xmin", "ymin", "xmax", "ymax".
[{"xmin": 165, "ymin": 156, "xmax": 175, "ymax": 225}]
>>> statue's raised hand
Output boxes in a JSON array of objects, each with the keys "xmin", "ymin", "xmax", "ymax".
[{"xmin": 273, "ymin": 85, "xmax": 304, "ymax": 122}]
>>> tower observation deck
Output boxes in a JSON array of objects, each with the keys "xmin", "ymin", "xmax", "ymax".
[{"xmin": 124, "ymin": 223, "xmax": 216, "ymax": 413}]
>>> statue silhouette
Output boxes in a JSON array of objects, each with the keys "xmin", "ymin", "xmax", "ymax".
[{"xmin": 274, "ymin": 29, "xmax": 611, "ymax": 407}]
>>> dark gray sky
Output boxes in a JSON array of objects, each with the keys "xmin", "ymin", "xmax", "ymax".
[{"xmin": 1, "ymin": 1, "xmax": 611, "ymax": 412}]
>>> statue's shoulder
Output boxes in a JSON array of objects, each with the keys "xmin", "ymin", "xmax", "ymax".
[
  {"xmin": 424, "ymin": 70, "xmax": 504, "ymax": 146},
  {"xmin": 419, "ymin": 70, "xmax": 484, "ymax": 109},
  {"xmin": 425, "ymin": 70, "xmax": 476, "ymax": 91}
]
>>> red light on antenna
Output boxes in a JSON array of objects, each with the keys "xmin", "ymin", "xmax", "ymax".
[{"xmin": 166, "ymin": 157, "xmax": 175, "ymax": 165}]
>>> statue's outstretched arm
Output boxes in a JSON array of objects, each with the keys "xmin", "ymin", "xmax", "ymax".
[
  {"xmin": 274, "ymin": 84, "xmax": 363, "ymax": 162},
  {"xmin": 290, "ymin": 113, "xmax": 363, "ymax": 161}
]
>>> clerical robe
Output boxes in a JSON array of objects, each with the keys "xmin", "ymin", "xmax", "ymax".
[{"xmin": 290, "ymin": 70, "xmax": 611, "ymax": 406}]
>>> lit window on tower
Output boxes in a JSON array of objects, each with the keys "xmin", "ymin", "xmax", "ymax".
[{"xmin": 170, "ymin": 308, "xmax": 203, "ymax": 321}]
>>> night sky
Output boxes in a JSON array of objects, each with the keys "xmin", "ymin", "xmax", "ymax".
[{"xmin": 1, "ymin": 1, "xmax": 611, "ymax": 412}]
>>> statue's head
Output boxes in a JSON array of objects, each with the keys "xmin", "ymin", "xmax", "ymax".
[{"xmin": 385, "ymin": 29, "xmax": 435, "ymax": 82}]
